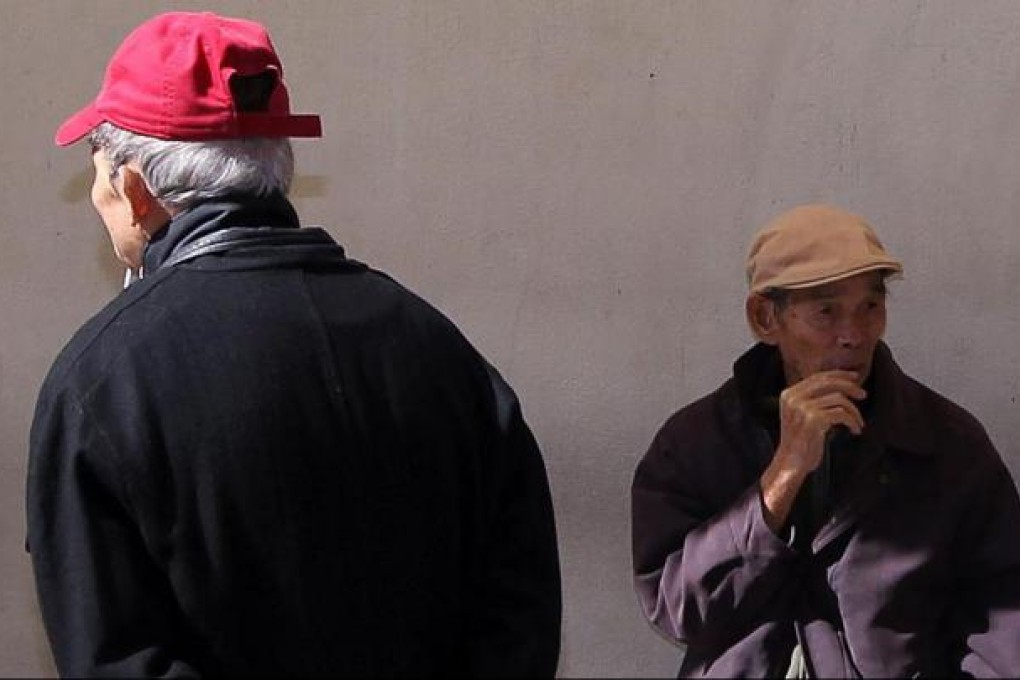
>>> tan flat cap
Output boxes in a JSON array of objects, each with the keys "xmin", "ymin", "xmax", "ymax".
[{"xmin": 746, "ymin": 204, "xmax": 903, "ymax": 293}]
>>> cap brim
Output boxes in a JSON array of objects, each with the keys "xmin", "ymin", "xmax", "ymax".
[
  {"xmin": 55, "ymin": 102, "xmax": 104, "ymax": 147},
  {"xmin": 766, "ymin": 261, "xmax": 904, "ymax": 292}
]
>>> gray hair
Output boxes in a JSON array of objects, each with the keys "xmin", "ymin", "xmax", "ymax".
[{"xmin": 87, "ymin": 122, "xmax": 295, "ymax": 212}]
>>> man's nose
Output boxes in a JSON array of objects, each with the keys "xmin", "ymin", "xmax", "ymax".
[{"xmin": 836, "ymin": 317, "xmax": 867, "ymax": 348}]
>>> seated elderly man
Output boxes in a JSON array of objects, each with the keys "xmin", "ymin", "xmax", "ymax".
[{"xmin": 631, "ymin": 204, "xmax": 1020, "ymax": 678}]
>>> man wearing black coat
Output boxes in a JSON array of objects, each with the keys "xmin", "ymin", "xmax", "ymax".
[{"xmin": 27, "ymin": 11, "xmax": 561, "ymax": 677}]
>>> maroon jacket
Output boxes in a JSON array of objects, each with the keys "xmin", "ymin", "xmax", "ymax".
[{"xmin": 632, "ymin": 342, "xmax": 1020, "ymax": 678}]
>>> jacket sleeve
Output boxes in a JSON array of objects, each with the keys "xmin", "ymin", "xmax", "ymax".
[
  {"xmin": 26, "ymin": 383, "xmax": 200, "ymax": 678},
  {"xmin": 465, "ymin": 363, "xmax": 562, "ymax": 678},
  {"xmin": 949, "ymin": 453, "xmax": 1020, "ymax": 677},
  {"xmin": 631, "ymin": 415, "xmax": 799, "ymax": 649}
]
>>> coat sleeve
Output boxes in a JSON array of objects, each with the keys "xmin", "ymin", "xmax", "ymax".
[
  {"xmin": 26, "ymin": 382, "xmax": 201, "ymax": 678},
  {"xmin": 631, "ymin": 414, "xmax": 800, "ymax": 650},
  {"xmin": 465, "ymin": 363, "xmax": 562, "ymax": 678},
  {"xmin": 949, "ymin": 453, "xmax": 1020, "ymax": 677}
]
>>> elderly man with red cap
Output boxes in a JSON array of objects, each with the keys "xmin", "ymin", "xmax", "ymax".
[
  {"xmin": 631, "ymin": 204, "xmax": 1020, "ymax": 677},
  {"xmin": 27, "ymin": 12, "xmax": 561, "ymax": 677}
]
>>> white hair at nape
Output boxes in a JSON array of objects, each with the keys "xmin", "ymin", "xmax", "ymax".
[{"xmin": 86, "ymin": 122, "xmax": 295, "ymax": 213}]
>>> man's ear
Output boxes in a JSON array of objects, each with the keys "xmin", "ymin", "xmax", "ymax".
[
  {"xmin": 746, "ymin": 293, "xmax": 780, "ymax": 345},
  {"xmin": 119, "ymin": 166, "xmax": 169, "ymax": 235}
]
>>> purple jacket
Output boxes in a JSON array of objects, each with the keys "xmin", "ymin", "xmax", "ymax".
[{"xmin": 632, "ymin": 342, "xmax": 1020, "ymax": 678}]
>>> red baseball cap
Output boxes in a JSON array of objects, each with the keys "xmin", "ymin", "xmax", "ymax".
[{"xmin": 55, "ymin": 11, "xmax": 322, "ymax": 146}]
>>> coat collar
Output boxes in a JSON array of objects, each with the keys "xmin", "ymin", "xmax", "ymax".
[
  {"xmin": 142, "ymin": 192, "xmax": 301, "ymax": 274},
  {"xmin": 864, "ymin": 342, "xmax": 937, "ymax": 456}
]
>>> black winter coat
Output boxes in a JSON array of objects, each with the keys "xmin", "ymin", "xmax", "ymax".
[{"xmin": 27, "ymin": 195, "xmax": 562, "ymax": 677}]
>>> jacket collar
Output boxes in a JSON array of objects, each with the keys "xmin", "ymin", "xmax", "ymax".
[
  {"xmin": 142, "ymin": 192, "xmax": 301, "ymax": 274},
  {"xmin": 865, "ymin": 342, "xmax": 937, "ymax": 456},
  {"xmin": 733, "ymin": 341, "xmax": 937, "ymax": 457}
]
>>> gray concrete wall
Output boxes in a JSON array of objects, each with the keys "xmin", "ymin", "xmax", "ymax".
[{"xmin": 3, "ymin": 2, "xmax": 1019, "ymax": 677}]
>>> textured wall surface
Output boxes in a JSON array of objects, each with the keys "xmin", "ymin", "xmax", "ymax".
[{"xmin": 3, "ymin": 2, "xmax": 1019, "ymax": 677}]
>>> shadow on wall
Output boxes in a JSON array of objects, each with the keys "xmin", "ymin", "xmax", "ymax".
[
  {"xmin": 58, "ymin": 168, "xmax": 131, "ymax": 290},
  {"xmin": 59, "ymin": 168, "xmax": 91, "ymax": 204}
]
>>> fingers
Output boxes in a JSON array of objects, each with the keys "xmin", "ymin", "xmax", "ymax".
[
  {"xmin": 781, "ymin": 393, "xmax": 863, "ymax": 439},
  {"xmin": 775, "ymin": 370, "xmax": 867, "ymax": 473},
  {"xmin": 786, "ymin": 370, "xmax": 866, "ymax": 402},
  {"xmin": 801, "ymin": 391, "xmax": 865, "ymax": 434},
  {"xmin": 780, "ymin": 371, "xmax": 866, "ymax": 419}
]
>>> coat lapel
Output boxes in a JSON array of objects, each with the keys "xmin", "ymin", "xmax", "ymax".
[{"xmin": 811, "ymin": 436, "xmax": 895, "ymax": 554}]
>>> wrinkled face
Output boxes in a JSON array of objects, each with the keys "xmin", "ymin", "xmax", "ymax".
[
  {"xmin": 771, "ymin": 271, "xmax": 888, "ymax": 385},
  {"xmin": 90, "ymin": 148, "xmax": 146, "ymax": 269}
]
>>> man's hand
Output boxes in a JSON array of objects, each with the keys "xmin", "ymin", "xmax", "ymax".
[{"xmin": 760, "ymin": 370, "xmax": 866, "ymax": 533}]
